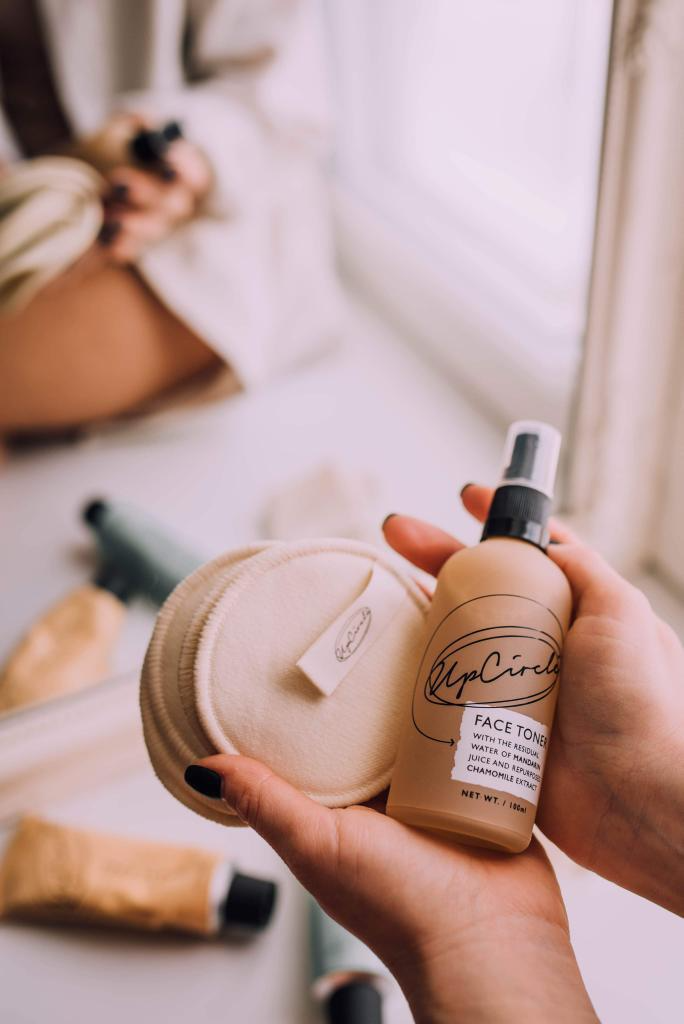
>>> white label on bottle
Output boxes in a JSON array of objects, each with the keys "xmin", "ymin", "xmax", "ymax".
[{"xmin": 450, "ymin": 705, "xmax": 549, "ymax": 806}]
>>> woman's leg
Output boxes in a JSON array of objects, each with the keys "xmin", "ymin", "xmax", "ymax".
[{"xmin": 0, "ymin": 256, "xmax": 221, "ymax": 433}]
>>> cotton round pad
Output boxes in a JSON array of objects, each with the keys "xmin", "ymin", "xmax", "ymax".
[{"xmin": 140, "ymin": 538, "xmax": 430, "ymax": 825}]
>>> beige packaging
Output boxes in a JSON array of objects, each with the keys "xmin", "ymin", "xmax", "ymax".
[
  {"xmin": 0, "ymin": 817, "xmax": 222, "ymax": 935},
  {"xmin": 387, "ymin": 538, "xmax": 571, "ymax": 852},
  {"xmin": 0, "ymin": 584, "xmax": 126, "ymax": 714}
]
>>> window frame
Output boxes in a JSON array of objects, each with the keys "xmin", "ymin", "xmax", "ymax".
[{"xmin": 565, "ymin": 0, "xmax": 684, "ymax": 581}]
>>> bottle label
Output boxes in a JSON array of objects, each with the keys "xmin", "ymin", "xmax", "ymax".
[
  {"xmin": 412, "ymin": 594, "xmax": 562, "ymax": 745},
  {"xmin": 450, "ymin": 705, "xmax": 549, "ymax": 805}
]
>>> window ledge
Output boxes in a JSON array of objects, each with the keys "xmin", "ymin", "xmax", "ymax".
[{"xmin": 332, "ymin": 181, "xmax": 581, "ymax": 430}]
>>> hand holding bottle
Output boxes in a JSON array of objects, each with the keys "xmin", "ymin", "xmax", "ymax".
[
  {"xmin": 184, "ymin": 484, "xmax": 683, "ymax": 1021},
  {"xmin": 385, "ymin": 484, "xmax": 684, "ymax": 915},
  {"xmin": 386, "ymin": 423, "xmax": 572, "ymax": 853},
  {"xmin": 186, "ymin": 753, "xmax": 595, "ymax": 1024},
  {"xmin": 73, "ymin": 113, "xmax": 211, "ymax": 262}
]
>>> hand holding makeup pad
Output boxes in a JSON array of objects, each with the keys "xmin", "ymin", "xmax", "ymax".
[{"xmin": 140, "ymin": 539, "xmax": 429, "ymax": 823}]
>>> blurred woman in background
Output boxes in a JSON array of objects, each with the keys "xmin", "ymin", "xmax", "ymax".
[{"xmin": 0, "ymin": 0, "xmax": 339, "ymax": 433}]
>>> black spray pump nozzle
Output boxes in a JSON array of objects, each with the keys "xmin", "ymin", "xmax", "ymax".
[
  {"xmin": 504, "ymin": 432, "xmax": 540, "ymax": 483},
  {"xmin": 81, "ymin": 497, "xmax": 204, "ymax": 606},
  {"xmin": 129, "ymin": 121, "xmax": 183, "ymax": 164},
  {"xmin": 481, "ymin": 421, "xmax": 561, "ymax": 550}
]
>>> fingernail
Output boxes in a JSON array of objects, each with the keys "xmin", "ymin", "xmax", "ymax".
[
  {"xmin": 97, "ymin": 220, "xmax": 121, "ymax": 246},
  {"xmin": 184, "ymin": 764, "xmax": 223, "ymax": 799},
  {"xmin": 110, "ymin": 182, "xmax": 128, "ymax": 202},
  {"xmin": 460, "ymin": 482, "xmax": 475, "ymax": 498},
  {"xmin": 158, "ymin": 164, "xmax": 177, "ymax": 182},
  {"xmin": 382, "ymin": 513, "xmax": 398, "ymax": 530}
]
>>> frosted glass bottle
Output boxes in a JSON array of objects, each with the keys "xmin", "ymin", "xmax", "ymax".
[{"xmin": 387, "ymin": 422, "xmax": 572, "ymax": 853}]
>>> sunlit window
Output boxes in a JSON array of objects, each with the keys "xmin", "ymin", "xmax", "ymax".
[{"xmin": 326, "ymin": 0, "xmax": 613, "ymax": 391}]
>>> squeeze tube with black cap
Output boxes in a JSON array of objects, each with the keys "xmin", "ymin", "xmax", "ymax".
[
  {"xmin": 387, "ymin": 421, "xmax": 572, "ymax": 852},
  {"xmin": 1, "ymin": 496, "xmax": 203, "ymax": 713},
  {"xmin": 211, "ymin": 860, "xmax": 277, "ymax": 936},
  {"xmin": 0, "ymin": 817, "xmax": 277, "ymax": 939},
  {"xmin": 0, "ymin": 558, "xmax": 133, "ymax": 714},
  {"xmin": 83, "ymin": 499, "xmax": 204, "ymax": 606},
  {"xmin": 310, "ymin": 900, "xmax": 389, "ymax": 1024}
]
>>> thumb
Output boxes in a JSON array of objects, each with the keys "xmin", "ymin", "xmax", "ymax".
[
  {"xmin": 547, "ymin": 542, "xmax": 643, "ymax": 618},
  {"xmin": 186, "ymin": 755, "xmax": 340, "ymax": 884}
]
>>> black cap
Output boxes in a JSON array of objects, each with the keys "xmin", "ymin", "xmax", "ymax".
[
  {"xmin": 327, "ymin": 981, "xmax": 382, "ymax": 1024},
  {"xmin": 481, "ymin": 484, "xmax": 551, "ymax": 550},
  {"xmin": 220, "ymin": 872, "xmax": 277, "ymax": 932},
  {"xmin": 83, "ymin": 498, "xmax": 107, "ymax": 527},
  {"xmin": 130, "ymin": 121, "xmax": 183, "ymax": 163},
  {"xmin": 504, "ymin": 431, "xmax": 540, "ymax": 482},
  {"xmin": 161, "ymin": 120, "xmax": 182, "ymax": 143}
]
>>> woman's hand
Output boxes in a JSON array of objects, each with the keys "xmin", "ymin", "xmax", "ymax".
[
  {"xmin": 384, "ymin": 485, "xmax": 684, "ymax": 915},
  {"xmin": 100, "ymin": 141, "xmax": 211, "ymax": 263},
  {"xmin": 186, "ymin": 756, "xmax": 595, "ymax": 1023},
  {"xmin": 182, "ymin": 494, "xmax": 612, "ymax": 1022},
  {"xmin": 183, "ymin": 489, "xmax": 684, "ymax": 1018},
  {"xmin": 74, "ymin": 112, "xmax": 211, "ymax": 263}
]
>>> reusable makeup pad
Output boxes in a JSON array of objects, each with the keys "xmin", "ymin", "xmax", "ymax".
[{"xmin": 140, "ymin": 539, "xmax": 430, "ymax": 825}]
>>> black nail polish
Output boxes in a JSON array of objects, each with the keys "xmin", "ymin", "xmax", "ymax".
[
  {"xmin": 460, "ymin": 482, "xmax": 475, "ymax": 498},
  {"xmin": 158, "ymin": 163, "xmax": 177, "ymax": 182},
  {"xmin": 548, "ymin": 538, "xmax": 560, "ymax": 545},
  {"xmin": 184, "ymin": 765, "xmax": 223, "ymax": 798},
  {"xmin": 381, "ymin": 513, "xmax": 398, "ymax": 530},
  {"xmin": 110, "ymin": 182, "xmax": 129, "ymax": 203},
  {"xmin": 97, "ymin": 220, "xmax": 121, "ymax": 246}
]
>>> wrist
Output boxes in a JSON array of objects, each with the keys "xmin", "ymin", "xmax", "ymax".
[
  {"xmin": 391, "ymin": 917, "xmax": 596, "ymax": 1024},
  {"xmin": 604, "ymin": 729, "xmax": 684, "ymax": 914}
]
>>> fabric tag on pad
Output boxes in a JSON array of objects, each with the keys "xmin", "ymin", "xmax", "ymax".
[{"xmin": 296, "ymin": 565, "xmax": 405, "ymax": 696}]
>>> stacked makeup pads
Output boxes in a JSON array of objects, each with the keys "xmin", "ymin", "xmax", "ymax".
[{"xmin": 141, "ymin": 538, "xmax": 429, "ymax": 822}]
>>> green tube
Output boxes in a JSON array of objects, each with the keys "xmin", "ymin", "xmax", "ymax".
[
  {"xmin": 310, "ymin": 899, "xmax": 388, "ymax": 1024},
  {"xmin": 82, "ymin": 499, "xmax": 204, "ymax": 606}
]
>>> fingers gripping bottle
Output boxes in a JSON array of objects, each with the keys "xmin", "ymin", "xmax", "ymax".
[{"xmin": 387, "ymin": 422, "xmax": 572, "ymax": 853}]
